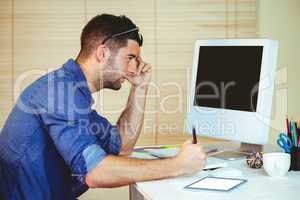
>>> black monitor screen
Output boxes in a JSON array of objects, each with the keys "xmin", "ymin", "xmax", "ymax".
[{"xmin": 194, "ymin": 46, "xmax": 263, "ymax": 112}]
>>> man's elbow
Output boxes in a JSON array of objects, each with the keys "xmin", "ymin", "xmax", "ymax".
[
  {"xmin": 85, "ymin": 172, "xmax": 130, "ymax": 188},
  {"xmin": 85, "ymin": 173, "xmax": 99, "ymax": 188},
  {"xmin": 85, "ymin": 173, "xmax": 115, "ymax": 188}
]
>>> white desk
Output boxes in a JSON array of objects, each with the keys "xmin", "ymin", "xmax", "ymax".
[{"xmin": 130, "ymin": 145, "xmax": 300, "ymax": 200}]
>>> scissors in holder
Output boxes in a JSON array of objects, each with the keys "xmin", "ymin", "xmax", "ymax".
[{"xmin": 277, "ymin": 133, "xmax": 293, "ymax": 153}]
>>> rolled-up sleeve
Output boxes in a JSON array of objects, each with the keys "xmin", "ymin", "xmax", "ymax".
[{"xmin": 40, "ymin": 111, "xmax": 107, "ymax": 183}]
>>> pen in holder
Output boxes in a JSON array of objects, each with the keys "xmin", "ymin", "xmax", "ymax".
[
  {"xmin": 290, "ymin": 146, "xmax": 300, "ymax": 171},
  {"xmin": 284, "ymin": 118, "xmax": 300, "ymax": 171}
]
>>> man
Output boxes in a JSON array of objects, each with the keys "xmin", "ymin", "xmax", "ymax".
[{"xmin": 0, "ymin": 14, "xmax": 206, "ymax": 199}]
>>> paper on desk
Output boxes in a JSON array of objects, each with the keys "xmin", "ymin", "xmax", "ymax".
[
  {"xmin": 145, "ymin": 146, "xmax": 218, "ymax": 158},
  {"xmin": 129, "ymin": 151, "xmax": 157, "ymax": 159},
  {"xmin": 144, "ymin": 148, "xmax": 228, "ymax": 170},
  {"xmin": 145, "ymin": 148, "xmax": 178, "ymax": 158}
]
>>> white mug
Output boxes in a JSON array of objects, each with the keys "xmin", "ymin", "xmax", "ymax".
[{"xmin": 263, "ymin": 152, "xmax": 290, "ymax": 177}]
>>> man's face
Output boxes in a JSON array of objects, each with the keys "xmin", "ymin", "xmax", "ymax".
[{"xmin": 104, "ymin": 39, "xmax": 140, "ymax": 90}]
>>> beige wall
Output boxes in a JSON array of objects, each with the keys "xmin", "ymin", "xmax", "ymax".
[
  {"xmin": 0, "ymin": 1, "xmax": 13, "ymax": 126},
  {"xmin": 257, "ymin": 0, "xmax": 300, "ymax": 144}
]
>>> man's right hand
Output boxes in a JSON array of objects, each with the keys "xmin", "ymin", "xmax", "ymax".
[{"xmin": 174, "ymin": 140, "xmax": 207, "ymax": 175}]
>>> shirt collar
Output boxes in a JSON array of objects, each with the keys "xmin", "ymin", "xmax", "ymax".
[{"xmin": 62, "ymin": 59, "xmax": 94, "ymax": 105}]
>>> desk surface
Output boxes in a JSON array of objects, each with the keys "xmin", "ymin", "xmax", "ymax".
[{"xmin": 132, "ymin": 144, "xmax": 300, "ymax": 200}]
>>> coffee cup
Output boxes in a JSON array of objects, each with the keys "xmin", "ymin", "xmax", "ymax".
[{"xmin": 263, "ymin": 152, "xmax": 290, "ymax": 177}]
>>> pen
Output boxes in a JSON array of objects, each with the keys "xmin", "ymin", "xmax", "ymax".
[
  {"xmin": 290, "ymin": 122, "xmax": 294, "ymax": 145},
  {"xmin": 192, "ymin": 127, "xmax": 197, "ymax": 144},
  {"xmin": 296, "ymin": 121, "xmax": 300, "ymax": 147},
  {"xmin": 286, "ymin": 116, "xmax": 291, "ymax": 139},
  {"xmin": 292, "ymin": 122, "xmax": 298, "ymax": 146},
  {"xmin": 298, "ymin": 132, "xmax": 300, "ymax": 147}
]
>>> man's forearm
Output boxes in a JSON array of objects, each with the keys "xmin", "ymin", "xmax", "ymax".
[
  {"xmin": 85, "ymin": 140, "xmax": 207, "ymax": 189},
  {"xmin": 85, "ymin": 155, "xmax": 182, "ymax": 188},
  {"xmin": 117, "ymin": 85, "xmax": 148, "ymax": 154}
]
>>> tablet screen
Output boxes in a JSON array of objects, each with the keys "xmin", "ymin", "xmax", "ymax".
[{"xmin": 184, "ymin": 177, "xmax": 247, "ymax": 192}]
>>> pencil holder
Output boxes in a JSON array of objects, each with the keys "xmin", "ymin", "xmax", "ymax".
[{"xmin": 290, "ymin": 146, "xmax": 300, "ymax": 171}]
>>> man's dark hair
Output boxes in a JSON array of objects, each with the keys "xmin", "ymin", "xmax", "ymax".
[{"xmin": 79, "ymin": 14, "xmax": 143, "ymax": 58}]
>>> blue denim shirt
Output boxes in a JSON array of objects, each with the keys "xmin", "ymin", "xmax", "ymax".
[{"xmin": 0, "ymin": 59, "xmax": 121, "ymax": 200}]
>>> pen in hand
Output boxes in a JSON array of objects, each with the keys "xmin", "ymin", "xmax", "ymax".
[
  {"xmin": 192, "ymin": 127, "xmax": 218, "ymax": 156},
  {"xmin": 192, "ymin": 127, "xmax": 197, "ymax": 144}
]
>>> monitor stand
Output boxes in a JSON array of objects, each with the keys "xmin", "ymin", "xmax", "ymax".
[{"xmin": 211, "ymin": 142, "xmax": 263, "ymax": 160}]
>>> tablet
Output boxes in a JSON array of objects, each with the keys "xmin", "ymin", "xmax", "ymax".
[{"xmin": 184, "ymin": 176, "xmax": 247, "ymax": 192}]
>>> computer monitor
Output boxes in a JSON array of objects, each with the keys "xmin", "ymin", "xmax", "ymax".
[{"xmin": 187, "ymin": 39, "xmax": 278, "ymax": 156}]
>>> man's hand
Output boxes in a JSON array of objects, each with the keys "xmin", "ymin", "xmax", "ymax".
[
  {"xmin": 123, "ymin": 57, "xmax": 152, "ymax": 88},
  {"xmin": 174, "ymin": 140, "xmax": 207, "ymax": 175}
]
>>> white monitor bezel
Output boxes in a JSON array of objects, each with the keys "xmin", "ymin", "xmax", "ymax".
[{"xmin": 187, "ymin": 39, "xmax": 278, "ymax": 144}]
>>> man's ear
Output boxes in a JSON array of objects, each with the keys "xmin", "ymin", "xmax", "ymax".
[{"xmin": 95, "ymin": 44, "xmax": 110, "ymax": 64}]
